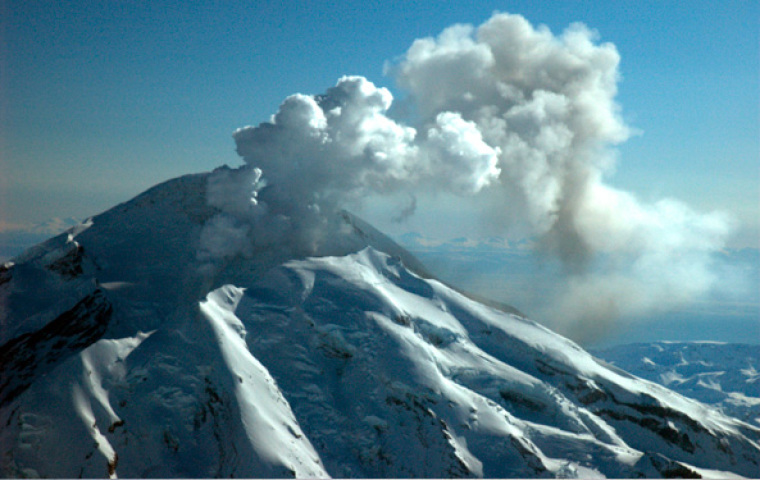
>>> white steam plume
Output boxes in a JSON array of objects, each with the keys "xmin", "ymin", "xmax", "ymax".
[
  {"xmin": 198, "ymin": 75, "xmax": 500, "ymax": 261},
  {"xmin": 199, "ymin": 12, "xmax": 734, "ymax": 340}
]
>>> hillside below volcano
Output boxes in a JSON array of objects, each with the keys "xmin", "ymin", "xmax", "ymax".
[{"xmin": 1, "ymin": 170, "xmax": 759, "ymax": 478}]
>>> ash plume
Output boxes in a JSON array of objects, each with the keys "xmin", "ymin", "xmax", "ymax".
[
  {"xmin": 199, "ymin": 12, "xmax": 734, "ymax": 339},
  {"xmin": 392, "ymin": 195, "xmax": 417, "ymax": 223}
]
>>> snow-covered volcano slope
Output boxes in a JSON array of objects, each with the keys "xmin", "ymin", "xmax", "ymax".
[
  {"xmin": 1, "ymin": 171, "xmax": 759, "ymax": 478},
  {"xmin": 594, "ymin": 342, "xmax": 760, "ymax": 428}
]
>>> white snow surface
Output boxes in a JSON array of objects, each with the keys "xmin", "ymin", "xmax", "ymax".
[
  {"xmin": 594, "ymin": 342, "xmax": 760, "ymax": 428},
  {"xmin": 1, "ymin": 171, "xmax": 759, "ymax": 478}
]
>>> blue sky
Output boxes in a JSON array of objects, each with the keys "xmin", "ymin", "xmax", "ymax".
[{"xmin": 2, "ymin": 0, "xmax": 758, "ymax": 247}]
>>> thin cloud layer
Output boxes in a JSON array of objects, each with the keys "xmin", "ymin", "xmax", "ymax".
[{"xmin": 199, "ymin": 12, "xmax": 735, "ymax": 339}]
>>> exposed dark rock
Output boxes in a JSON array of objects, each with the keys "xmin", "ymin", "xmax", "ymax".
[
  {"xmin": 0, "ymin": 263, "xmax": 12, "ymax": 286},
  {"xmin": 499, "ymin": 389, "xmax": 546, "ymax": 412},
  {"xmin": 639, "ymin": 453, "xmax": 702, "ymax": 479},
  {"xmin": 0, "ymin": 289, "xmax": 112, "ymax": 407},
  {"xmin": 46, "ymin": 243, "xmax": 85, "ymax": 279}
]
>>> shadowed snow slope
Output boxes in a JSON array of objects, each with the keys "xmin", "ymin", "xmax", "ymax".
[{"xmin": 1, "ymin": 171, "xmax": 759, "ymax": 478}]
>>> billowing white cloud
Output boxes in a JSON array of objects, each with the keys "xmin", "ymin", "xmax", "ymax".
[
  {"xmin": 425, "ymin": 112, "xmax": 501, "ymax": 195},
  {"xmin": 394, "ymin": 13, "xmax": 629, "ymax": 244},
  {"xmin": 199, "ymin": 12, "xmax": 735, "ymax": 340},
  {"xmin": 391, "ymin": 13, "xmax": 733, "ymax": 336}
]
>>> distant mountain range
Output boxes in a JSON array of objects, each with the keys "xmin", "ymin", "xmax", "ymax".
[
  {"xmin": 0, "ymin": 217, "xmax": 80, "ymax": 261},
  {"xmin": 594, "ymin": 342, "xmax": 760, "ymax": 428}
]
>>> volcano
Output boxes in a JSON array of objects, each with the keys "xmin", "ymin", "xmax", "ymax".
[{"xmin": 1, "ymin": 170, "xmax": 759, "ymax": 478}]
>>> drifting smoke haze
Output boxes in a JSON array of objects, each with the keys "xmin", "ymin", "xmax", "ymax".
[{"xmin": 199, "ymin": 12, "xmax": 735, "ymax": 341}]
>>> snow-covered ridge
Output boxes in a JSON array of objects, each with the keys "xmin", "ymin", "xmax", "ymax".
[
  {"xmin": 594, "ymin": 342, "xmax": 760, "ymax": 428},
  {"xmin": 1, "ymin": 171, "xmax": 758, "ymax": 478},
  {"xmin": 0, "ymin": 217, "xmax": 81, "ymax": 262}
]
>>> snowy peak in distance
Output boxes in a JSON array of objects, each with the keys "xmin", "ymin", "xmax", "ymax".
[
  {"xmin": 397, "ymin": 231, "xmax": 530, "ymax": 252},
  {"xmin": 0, "ymin": 217, "xmax": 81, "ymax": 262},
  {"xmin": 1, "ymin": 169, "xmax": 760, "ymax": 478}
]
